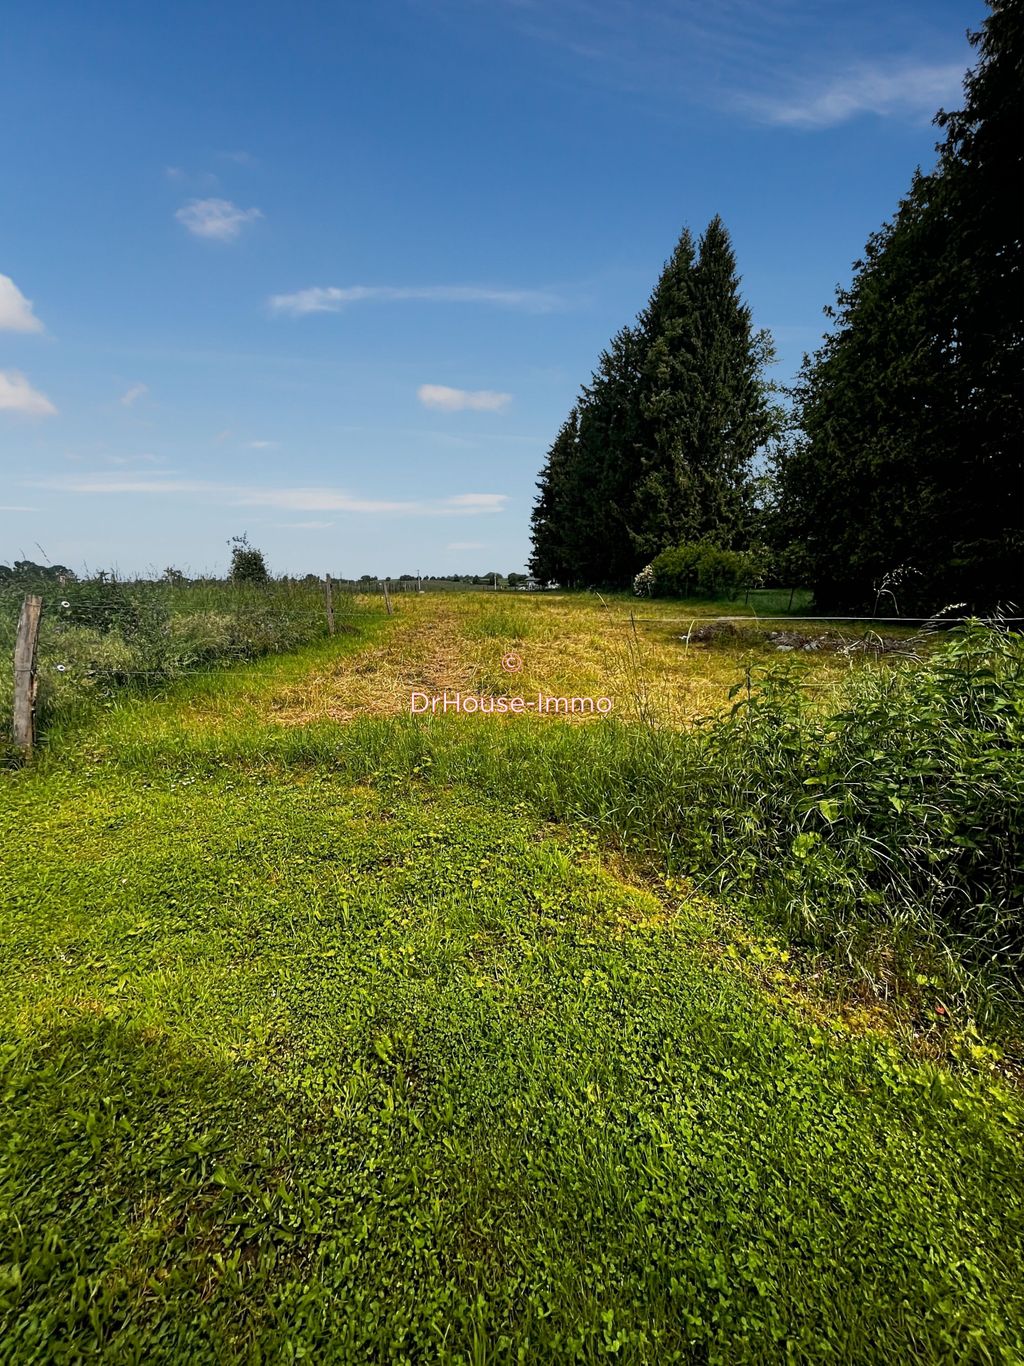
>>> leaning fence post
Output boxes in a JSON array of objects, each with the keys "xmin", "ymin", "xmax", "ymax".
[
  {"xmin": 382, "ymin": 579, "xmax": 393, "ymax": 617},
  {"xmin": 323, "ymin": 574, "xmax": 336, "ymax": 636},
  {"xmin": 12, "ymin": 593, "xmax": 43, "ymax": 757}
]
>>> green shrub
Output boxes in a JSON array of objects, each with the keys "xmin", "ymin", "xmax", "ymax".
[
  {"xmin": 648, "ymin": 542, "xmax": 753, "ymax": 597},
  {"xmin": 229, "ymin": 534, "xmax": 269, "ymax": 585}
]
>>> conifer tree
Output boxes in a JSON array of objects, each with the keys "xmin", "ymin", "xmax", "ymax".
[
  {"xmin": 687, "ymin": 217, "xmax": 776, "ymax": 545},
  {"xmin": 529, "ymin": 409, "xmax": 579, "ymax": 585},
  {"xmin": 778, "ymin": 0, "xmax": 1023, "ymax": 611},
  {"xmin": 628, "ymin": 228, "xmax": 700, "ymax": 559},
  {"xmin": 573, "ymin": 322, "xmax": 649, "ymax": 582},
  {"xmin": 530, "ymin": 219, "xmax": 774, "ymax": 585}
]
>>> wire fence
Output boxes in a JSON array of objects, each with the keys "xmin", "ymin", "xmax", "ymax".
[
  {"xmin": 0, "ymin": 576, "xmax": 386, "ymax": 763},
  {"xmin": 5, "ymin": 575, "xmax": 1017, "ymax": 763}
]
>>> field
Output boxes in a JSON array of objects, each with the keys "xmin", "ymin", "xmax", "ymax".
[{"xmin": 1, "ymin": 590, "xmax": 1022, "ymax": 1363}]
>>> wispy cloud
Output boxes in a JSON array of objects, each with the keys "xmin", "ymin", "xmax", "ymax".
[
  {"xmin": 418, "ymin": 385, "xmax": 512, "ymax": 413},
  {"xmin": 272, "ymin": 520, "xmax": 334, "ymax": 529},
  {"xmin": 742, "ymin": 60, "xmax": 966, "ymax": 129},
  {"xmin": 441, "ymin": 0, "xmax": 970, "ymax": 130},
  {"xmin": 443, "ymin": 493, "xmax": 507, "ymax": 512},
  {"xmin": 0, "ymin": 275, "xmax": 45, "ymax": 333},
  {"xmin": 102, "ymin": 453, "xmax": 163, "ymax": 467},
  {"xmin": 269, "ymin": 284, "xmax": 563, "ymax": 316},
  {"xmin": 0, "ymin": 371, "xmax": 57, "ymax": 417},
  {"xmin": 247, "ymin": 439, "xmax": 277, "ymax": 449},
  {"xmin": 218, "ymin": 149, "xmax": 259, "ymax": 168},
  {"xmin": 30, "ymin": 473, "xmax": 508, "ymax": 517},
  {"xmin": 119, "ymin": 382, "xmax": 148, "ymax": 407},
  {"xmin": 176, "ymin": 198, "xmax": 263, "ymax": 242}
]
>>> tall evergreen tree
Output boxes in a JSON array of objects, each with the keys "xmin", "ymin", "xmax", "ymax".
[
  {"xmin": 687, "ymin": 217, "xmax": 776, "ymax": 545},
  {"xmin": 529, "ymin": 409, "xmax": 579, "ymax": 585},
  {"xmin": 628, "ymin": 228, "xmax": 700, "ymax": 560},
  {"xmin": 530, "ymin": 218, "xmax": 774, "ymax": 586},
  {"xmin": 778, "ymin": 0, "xmax": 1023, "ymax": 612},
  {"xmin": 573, "ymin": 322, "xmax": 649, "ymax": 583}
]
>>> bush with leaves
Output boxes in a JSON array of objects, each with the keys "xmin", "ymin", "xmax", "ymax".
[
  {"xmin": 647, "ymin": 542, "xmax": 752, "ymax": 597},
  {"xmin": 671, "ymin": 622, "xmax": 1024, "ymax": 1013},
  {"xmin": 229, "ymin": 534, "xmax": 269, "ymax": 585}
]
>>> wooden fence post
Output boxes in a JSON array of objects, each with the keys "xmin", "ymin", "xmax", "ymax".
[
  {"xmin": 382, "ymin": 579, "xmax": 393, "ymax": 617},
  {"xmin": 12, "ymin": 593, "xmax": 43, "ymax": 757},
  {"xmin": 323, "ymin": 574, "xmax": 336, "ymax": 636}
]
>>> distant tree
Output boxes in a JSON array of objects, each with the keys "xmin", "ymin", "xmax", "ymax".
[
  {"xmin": 0, "ymin": 560, "xmax": 76, "ymax": 584},
  {"xmin": 163, "ymin": 566, "xmax": 187, "ymax": 586},
  {"xmin": 228, "ymin": 534, "xmax": 269, "ymax": 585},
  {"xmin": 507, "ymin": 572, "xmax": 528, "ymax": 587},
  {"xmin": 777, "ymin": 1, "xmax": 1024, "ymax": 611}
]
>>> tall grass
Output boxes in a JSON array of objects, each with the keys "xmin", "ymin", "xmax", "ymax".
[{"xmin": 0, "ymin": 575, "xmax": 363, "ymax": 758}]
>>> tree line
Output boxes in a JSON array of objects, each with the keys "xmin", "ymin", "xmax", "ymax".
[{"xmin": 530, "ymin": 0, "xmax": 1022, "ymax": 613}]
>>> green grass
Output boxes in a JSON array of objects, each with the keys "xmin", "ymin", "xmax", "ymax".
[
  {"xmin": 1, "ymin": 597, "xmax": 1022, "ymax": 1362},
  {"xmin": 0, "ymin": 577, "xmax": 374, "ymax": 759}
]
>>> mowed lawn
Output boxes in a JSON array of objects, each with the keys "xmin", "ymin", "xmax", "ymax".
[{"xmin": 1, "ymin": 595, "xmax": 1021, "ymax": 1363}]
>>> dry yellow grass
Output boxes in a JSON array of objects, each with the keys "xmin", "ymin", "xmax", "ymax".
[{"xmin": 268, "ymin": 592, "xmax": 875, "ymax": 729}]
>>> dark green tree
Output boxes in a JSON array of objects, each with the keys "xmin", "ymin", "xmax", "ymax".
[
  {"xmin": 687, "ymin": 217, "xmax": 777, "ymax": 545},
  {"xmin": 529, "ymin": 408, "xmax": 580, "ymax": 584},
  {"xmin": 228, "ymin": 534, "xmax": 269, "ymax": 585},
  {"xmin": 531, "ymin": 219, "xmax": 775, "ymax": 586},
  {"xmin": 778, "ymin": 1, "xmax": 1023, "ymax": 612},
  {"xmin": 574, "ymin": 322, "xmax": 650, "ymax": 583},
  {"xmin": 627, "ymin": 228, "xmax": 700, "ymax": 561}
]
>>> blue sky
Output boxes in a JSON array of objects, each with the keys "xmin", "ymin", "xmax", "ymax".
[{"xmin": 1, "ymin": 0, "xmax": 983, "ymax": 578}]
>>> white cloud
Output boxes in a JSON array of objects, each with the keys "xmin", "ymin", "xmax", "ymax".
[
  {"xmin": 0, "ymin": 371, "xmax": 57, "ymax": 416},
  {"xmin": 444, "ymin": 493, "xmax": 507, "ymax": 511},
  {"xmin": 175, "ymin": 198, "xmax": 263, "ymax": 242},
  {"xmin": 218, "ymin": 149, "xmax": 259, "ymax": 168},
  {"xmin": 0, "ymin": 275, "xmax": 45, "ymax": 333},
  {"xmin": 29, "ymin": 473, "xmax": 508, "ymax": 516},
  {"xmin": 273, "ymin": 520, "xmax": 334, "ymax": 529},
  {"xmin": 269, "ymin": 284, "xmax": 563, "ymax": 316},
  {"xmin": 119, "ymin": 382, "xmax": 148, "ymax": 406},
  {"xmin": 744, "ymin": 61, "xmax": 966, "ymax": 129},
  {"xmin": 418, "ymin": 385, "xmax": 512, "ymax": 413},
  {"xmin": 466, "ymin": 1, "xmax": 971, "ymax": 131},
  {"xmin": 247, "ymin": 439, "xmax": 277, "ymax": 449}
]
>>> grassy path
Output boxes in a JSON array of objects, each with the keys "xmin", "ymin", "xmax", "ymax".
[{"xmin": 1, "ymin": 598, "xmax": 1021, "ymax": 1362}]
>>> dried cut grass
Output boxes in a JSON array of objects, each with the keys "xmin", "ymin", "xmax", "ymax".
[{"xmin": 267, "ymin": 594, "xmax": 870, "ymax": 730}]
